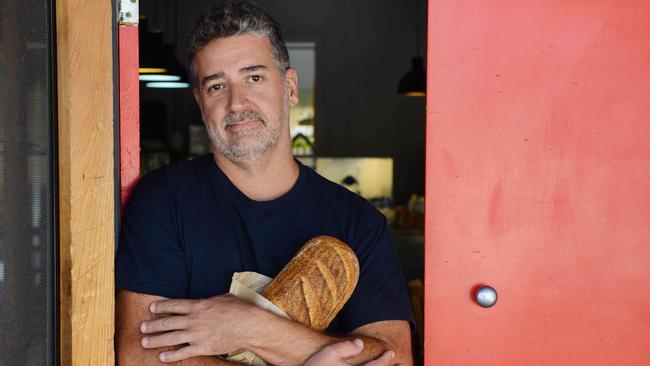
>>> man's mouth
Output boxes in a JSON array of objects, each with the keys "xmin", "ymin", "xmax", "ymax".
[
  {"xmin": 225, "ymin": 119, "xmax": 262, "ymax": 130},
  {"xmin": 222, "ymin": 109, "xmax": 265, "ymax": 132}
]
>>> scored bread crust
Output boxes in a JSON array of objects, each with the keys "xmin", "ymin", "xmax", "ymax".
[{"xmin": 262, "ymin": 236, "xmax": 360, "ymax": 332}]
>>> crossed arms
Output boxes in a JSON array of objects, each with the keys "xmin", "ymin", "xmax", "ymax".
[{"xmin": 116, "ymin": 290, "xmax": 412, "ymax": 366}]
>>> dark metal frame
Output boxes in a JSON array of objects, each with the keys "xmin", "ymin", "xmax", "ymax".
[{"xmin": 48, "ymin": 0, "xmax": 60, "ymax": 363}]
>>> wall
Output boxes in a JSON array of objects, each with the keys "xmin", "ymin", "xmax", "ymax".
[{"xmin": 142, "ymin": 0, "xmax": 426, "ymax": 204}]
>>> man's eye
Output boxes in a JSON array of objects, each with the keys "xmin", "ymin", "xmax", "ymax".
[
  {"xmin": 208, "ymin": 84, "xmax": 222, "ymax": 92},
  {"xmin": 250, "ymin": 75, "xmax": 262, "ymax": 82}
]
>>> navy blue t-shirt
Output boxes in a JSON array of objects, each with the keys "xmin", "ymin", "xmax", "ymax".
[{"xmin": 116, "ymin": 154, "xmax": 414, "ymax": 334}]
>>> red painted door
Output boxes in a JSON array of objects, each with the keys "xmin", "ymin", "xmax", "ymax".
[
  {"xmin": 118, "ymin": 22, "xmax": 140, "ymax": 208},
  {"xmin": 424, "ymin": 1, "xmax": 650, "ymax": 364}
]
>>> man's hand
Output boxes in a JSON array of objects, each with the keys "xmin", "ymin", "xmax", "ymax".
[
  {"xmin": 305, "ymin": 339, "xmax": 395, "ymax": 366},
  {"xmin": 117, "ymin": 290, "xmax": 241, "ymax": 365},
  {"xmin": 138, "ymin": 293, "xmax": 411, "ymax": 365},
  {"xmin": 140, "ymin": 294, "xmax": 260, "ymax": 362}
]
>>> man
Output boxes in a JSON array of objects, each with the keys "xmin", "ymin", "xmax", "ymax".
[{"xmin": 116, "ymin": 2, "xmax": 414, "ymax": 365}]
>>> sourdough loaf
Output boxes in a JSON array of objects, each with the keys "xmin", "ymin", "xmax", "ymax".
[{"xmin": 262, "ymin": 236, "xmax": 359, "ymax": 332}]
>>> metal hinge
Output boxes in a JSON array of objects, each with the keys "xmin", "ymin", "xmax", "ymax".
[{"xmin": 118, "ymin": 0, "xmax": 139, "ymax": 26}]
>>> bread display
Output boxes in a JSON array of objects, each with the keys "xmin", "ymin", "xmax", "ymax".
[{"xmin": 262, "ymin": 236, "xmax": 359, "ymax": 331}]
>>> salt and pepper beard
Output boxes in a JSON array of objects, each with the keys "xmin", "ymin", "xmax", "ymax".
[{"xmin": 206, "ymin": 86, "xmax": 290, "ymax": 164}]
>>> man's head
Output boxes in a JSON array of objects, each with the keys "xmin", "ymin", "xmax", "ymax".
[
  {"xmin": 189, "ymin": 2, "xmax": 298, "ymax": 165},
  {"xmin": 188, "ymin": 2, "xmax": 290, "ymax": 84}
]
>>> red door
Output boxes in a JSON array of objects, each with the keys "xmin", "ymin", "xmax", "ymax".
[{"xmin": 424, "ymin": 1, "xmax": 650, "ymax": 364}]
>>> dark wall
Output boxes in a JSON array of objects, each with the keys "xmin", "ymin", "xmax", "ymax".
[{"xmin": 142, "ymin": 0, "xmax": 426, "ymax": 204}]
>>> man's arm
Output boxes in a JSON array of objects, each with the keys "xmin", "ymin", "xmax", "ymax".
[
  {"xmin": 245, "ymin": 314, "xmax": 411, "ymax": 366},
  {"xmin": 116, "ymin": 290, "xmax": 238, "ymax": 366},
  {"xmin": 304, "ymin": 339, "xmax": 397, "ymax": 366},
  {"xmin": 140, "ymin": 295, "xmax": 413, "ymax": 365},
  {"xmin": 347, "ymin": 320, "xmax": 412, "ymax": 366},
  {"xmin": 245, "ymin": 313, "xmax": 411, "ymax": 366}
]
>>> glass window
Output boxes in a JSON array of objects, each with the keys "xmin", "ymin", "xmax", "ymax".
[{"xmin": 0, "ymin": 0, "xmax": 57, "ymax": 364}]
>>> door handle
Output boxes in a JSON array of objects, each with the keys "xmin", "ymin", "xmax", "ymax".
[{"xmin": 475, "ymin": 285, "xmax": 498, "ymax": 308}]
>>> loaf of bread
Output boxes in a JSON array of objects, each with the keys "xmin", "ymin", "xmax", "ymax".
[{"xmin": 262, "ymin": 236, "xmax": 360, "ymax": 332}]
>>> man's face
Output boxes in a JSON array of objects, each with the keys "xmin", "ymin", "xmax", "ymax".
[{"xmin": 192, "ymin": 34, "xmax": 298, "ymax": 163}]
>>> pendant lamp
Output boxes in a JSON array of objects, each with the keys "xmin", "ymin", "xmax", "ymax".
[
  {"xmin": 139, "ymin": 17, "xmax": 190, "ymax": 89},
  {"xmin": 398, "ymin": 0, "xmax": 426, "ymax": 96},
  {"xmin": 398, "ymin": 57, "xmax": 426, "ymax": 96}
]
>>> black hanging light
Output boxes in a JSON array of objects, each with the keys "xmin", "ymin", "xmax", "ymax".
[
  {"xmin": 398, "ymin": 0, "xmax": 426, "ymax": 96},
  {"xmin": 139, "ymin": 17, "xmax": 190, "ymax": 89},
  {"xmin": 398, "ymin": 57, "xmax": 426, "ymax": 96}
]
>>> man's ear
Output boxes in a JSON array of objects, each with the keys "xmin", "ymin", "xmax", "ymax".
[{"xmin": 285, "ymin": 68, "xmax": 299, "ymax": 107}]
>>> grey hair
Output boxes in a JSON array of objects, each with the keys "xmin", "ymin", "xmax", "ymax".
[{"xmin": 188, "ymin": 1, "xmax": 290, "ymax": 86}]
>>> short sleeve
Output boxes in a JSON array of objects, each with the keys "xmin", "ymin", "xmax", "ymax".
[
  {"xmin": 329, "ymin": 207, "xmax": 415, "ymax": 334},
  {"xmin": 115, "ymin": 169, "xmax": 188, "ymax": 298}
]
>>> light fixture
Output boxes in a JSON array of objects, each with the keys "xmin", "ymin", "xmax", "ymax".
[
  {"xmin": 398, "ymin": 57, "xmax": 426, "ymax": 96},
  {"xmin": 139, "ymin": 74, "xmax": 181, "ymax": 82},
  {"xmin": 145, "ymin": 81, "xmax": 190, "ymax": 89},
  {"xmin": 398, "ymin": 0, "xmax": 426, "ymax": 96},
  {"xmin": 139, "ymin": 17, "xmax": 189, "ymax": 89},
  {"xmin": 139, "ymin": 68, "xmax": 168, "ymax": 73}
]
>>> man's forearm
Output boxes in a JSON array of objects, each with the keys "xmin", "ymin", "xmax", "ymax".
[
  {"xmin": 136, "ymin": 294, "xmax": 408, "ymax": 365},
  {"xmin": 244, "ymin": 307, "xmax": 389, "ymax": 366}
]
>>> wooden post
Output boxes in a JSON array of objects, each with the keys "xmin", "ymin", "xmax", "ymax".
[{"xmin": 56, "ymin": 0, "xmax": 116, "ymax": 364}]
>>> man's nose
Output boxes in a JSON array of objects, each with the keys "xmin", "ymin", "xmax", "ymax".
[{"xmin": 227, "ymin": 84, "xmax": 249, "ymax": 112}]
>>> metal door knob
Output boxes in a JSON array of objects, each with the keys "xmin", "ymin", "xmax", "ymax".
[{"xmin": 475, "ymin": 286, "xmax": 498, "ymax": 308}]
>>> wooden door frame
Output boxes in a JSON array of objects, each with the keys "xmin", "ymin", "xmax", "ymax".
[{"xmin": 55, "ymin": 0, "xmax": 141, "ymax": 363}]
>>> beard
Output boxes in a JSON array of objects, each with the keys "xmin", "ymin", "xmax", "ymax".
[{"xmin": 206, "ymin": 103, "xmax": 287, "ymax": 164}]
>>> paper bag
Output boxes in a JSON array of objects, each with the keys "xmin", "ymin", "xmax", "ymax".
[{"xmin": 223, "ymin": 272, "xmax": 289, "ymax": 366}]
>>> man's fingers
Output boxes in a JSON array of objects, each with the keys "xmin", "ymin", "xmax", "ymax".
[
  {"xmin": 326, "ymin": 339, "xmax": 364, "ymax": 358},
  {"xmin": 363, "ymin": 350, "xmax": 396, "ymax": 366},
  {"xmin": 150, "ymin": 299, "xmax": 193, "ymax": 314},
  {"xmin": 141, "ymin": 330, "xmax": 191, "ymax": 349},
  {"xmin": 140, "ymin": 315, "xmax": 189, "ymax": 334},
  {"xmin": 158, "ymin": 344, "xmax": 201, "ymax": 363}
]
